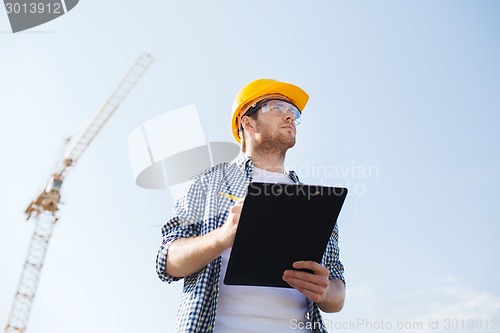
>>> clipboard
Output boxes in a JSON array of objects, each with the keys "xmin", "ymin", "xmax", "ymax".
[{"xmin": 223, "ymin": 182, "xmax": 347, "ymax": 288}]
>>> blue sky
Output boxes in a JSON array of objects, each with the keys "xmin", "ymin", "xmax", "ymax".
[{"xmin": 1, "ymin": 1, "xmax": 499, "ymax": 332}]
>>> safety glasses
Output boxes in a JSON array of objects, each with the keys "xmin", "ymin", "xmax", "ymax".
[{"xmin": 245, "ymin": 99, "xmax": 302, "ymax": 126}]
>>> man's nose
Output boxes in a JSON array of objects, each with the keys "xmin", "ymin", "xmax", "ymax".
[{"xmin": 283, "ymin": 109, "xmax": 295, "ymax": 121}]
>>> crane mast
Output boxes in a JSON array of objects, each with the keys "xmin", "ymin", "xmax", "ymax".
[{"xmin": 5, "ymin": 53, "xmax": 155, "ymax": 333}]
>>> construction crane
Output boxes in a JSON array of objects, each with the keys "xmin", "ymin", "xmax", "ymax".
[{"xmin": 4, "ymin": 53, "xmax": 155, "ymax": 333}]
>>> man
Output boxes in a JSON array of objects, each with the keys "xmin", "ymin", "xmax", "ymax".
[{"xmin": 156, "ymin": 78, "xmax": 345, "ymax": 332}]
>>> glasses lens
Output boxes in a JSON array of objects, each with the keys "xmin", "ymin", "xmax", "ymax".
[{"xmin": 264, "ymin": 100, "xmax": 301, "ymax": 125}]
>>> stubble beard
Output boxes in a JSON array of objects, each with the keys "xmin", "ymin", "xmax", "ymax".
[{"xmin": 253, "ymin": 120, "xmax": 296, "ymax": 158}]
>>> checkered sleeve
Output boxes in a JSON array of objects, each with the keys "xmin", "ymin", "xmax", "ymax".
[
  {"xmin": 156, "ymin": 177, "xmax": 208, "ymax": 283},
  {"xmin": 322, "ymin": 223, "xmax": 345, "ymax": 286},
  {"xmin": 156, "ymin": 220, "xmax": 199, "ymax": 283}
]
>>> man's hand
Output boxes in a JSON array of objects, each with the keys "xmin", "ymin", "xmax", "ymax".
[
  {"xmin": 282, "ymin": 261, "xmax": 345, "ymax": 312},
  {"xmin": 165, "ymin": 198, "xmax": 244, "ymax": 278},
  {"xmin": 218, "ymin": 198, "xmax": 244, "ymax": 250},
  {"xmin": 282, "ymin": 261, "xmax": 329, "ymax": 302}
]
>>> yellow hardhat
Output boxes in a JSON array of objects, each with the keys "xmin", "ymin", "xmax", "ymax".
[{"xmin": 231, "ymin": 78, "xmax": 309, "ymax": 143}]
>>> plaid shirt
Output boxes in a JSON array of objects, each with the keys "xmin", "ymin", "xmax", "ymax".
[{"xmin": 156, "ymin": 155, "xmax": 345, "ymax": 332}]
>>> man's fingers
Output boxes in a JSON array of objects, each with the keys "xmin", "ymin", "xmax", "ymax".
[
  {"xmin": 282, "ymin": 276, "xmax": 326, "ymax": 303},
  {"xmin": 283, "ymin": 275, "xmax": 325, "ymax": 293},
  {"xmin": 292, "ymin": 261, "xmax": 329, "ymax": 275},
  {"xmin": 283, "ymin": 269, "xmax": 329, "ymax": 288}
]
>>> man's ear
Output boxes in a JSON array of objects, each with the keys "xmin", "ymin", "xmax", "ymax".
[{"xmin": 241, "ymin": 116, "xmax": 256, "ymax": 135}]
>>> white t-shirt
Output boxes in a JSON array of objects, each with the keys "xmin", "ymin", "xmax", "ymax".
[{"xmin": 213, "ymin": 167, "xmax": 309, "ymax": 333}]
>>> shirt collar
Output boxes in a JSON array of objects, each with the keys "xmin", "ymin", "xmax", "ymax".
[{"xmin": 234, "ymin": 154, "xmax": 301, "ymax": 184}]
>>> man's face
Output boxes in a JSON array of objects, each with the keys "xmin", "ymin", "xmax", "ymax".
[{"xmin": 253, "ymin": 106, "xmax": 297, "ymax": 151}]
